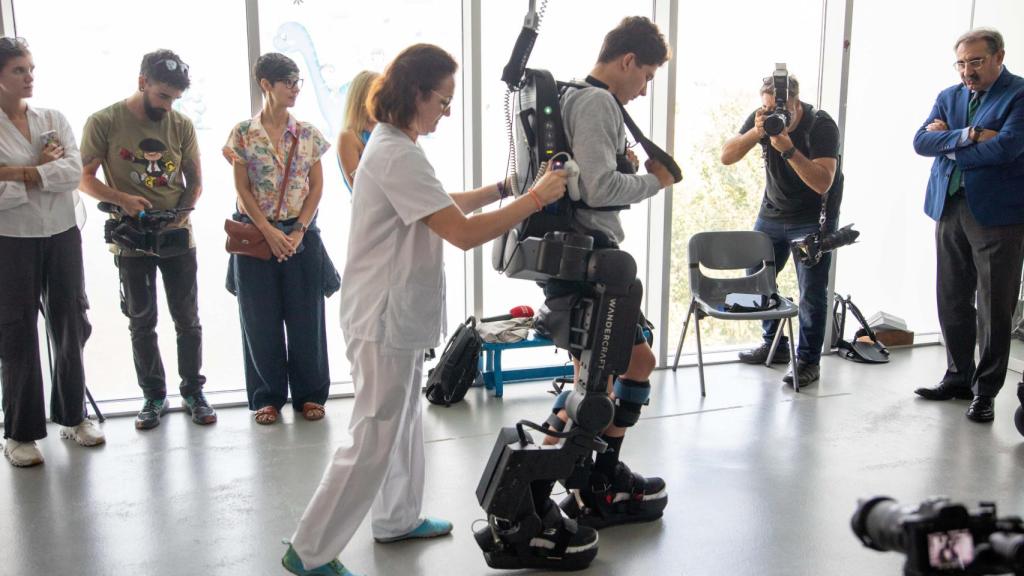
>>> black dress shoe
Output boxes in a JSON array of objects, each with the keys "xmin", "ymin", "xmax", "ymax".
[
  {"xmin": 914, "ymin": 382, "xmax": 973, "ymax": 401},
  {"xmin": 965, "ymin": 395, "xmax": 995, "ymax": 423}
]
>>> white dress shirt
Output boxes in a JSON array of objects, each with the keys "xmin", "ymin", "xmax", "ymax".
[{"xmin": 0, "ymin": 104, "xmax": 84, "ymax": 238}]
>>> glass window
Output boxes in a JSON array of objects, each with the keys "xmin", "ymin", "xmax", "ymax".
[
  {"xmin": 669, "ymin": 1, "xmax": 824, "ymax": 357},
  {"xmin": 837, "ymin": 0, "xmax": 973, "ymax": 341},
  {"xmin": 480, "ymin": 1, "xmax": 654, "ymax": 369},
  {"xmin": 14, "ymin": 0, "xmax": 252, "ymax": 400},
  {"xmin": 257, "ymin": 0, "xmax": 466, "ymax": 384}
]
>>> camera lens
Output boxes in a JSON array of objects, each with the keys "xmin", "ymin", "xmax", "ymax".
[
  {"xmin": 851, "ymin": 497, "xmax": 909, "ymax": 553},
  {"xmin": 763, "ymin": 113, "xmax": 786, "ymax": 136}
]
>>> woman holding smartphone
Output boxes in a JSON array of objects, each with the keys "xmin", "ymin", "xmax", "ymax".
[{"xmin": 0, "ymin": 36, "xmax": 103, "ymax": 468}]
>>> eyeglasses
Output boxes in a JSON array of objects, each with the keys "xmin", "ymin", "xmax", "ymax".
[
  {"xmin": 432, "ymin": 89, "xmax": 453, "ymax": 113},
  {"xmin": 157, "ymin": 58, "xmax": 189, "ymax": 77},
  {"xmin": 280, "ymin": 77, "xmax": 304, "ymax": 90},
  {"xmin": 0, "ymin": 37, "xmax": 28, "ymax": 50},
  {"xmin": 954, "ymin": 56, "xmax": 988, "ymax": 71}
]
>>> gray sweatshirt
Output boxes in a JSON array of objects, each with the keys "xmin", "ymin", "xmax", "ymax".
[{"xmin": 561, "ymin": 86, "xmax": 662, "ymax": 245}]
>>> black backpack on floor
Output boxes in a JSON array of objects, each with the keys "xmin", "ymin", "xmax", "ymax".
[
  {"xmin": 832, "ymin": 294, "xmax": 890, "ymax": 364},
  {"xmin": 425, "ymin": 317, "xmax": 482, "ymax": 406}
]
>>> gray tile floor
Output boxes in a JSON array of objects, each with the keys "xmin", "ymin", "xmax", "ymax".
[{"xmin": 3, "ymin": 344, "xmax": 1024, "ymax": 576}]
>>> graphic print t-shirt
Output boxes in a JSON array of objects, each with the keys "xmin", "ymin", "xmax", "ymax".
[{"xmin": 80, "ymin": 100, "xmax": 199, "ymax": 253}]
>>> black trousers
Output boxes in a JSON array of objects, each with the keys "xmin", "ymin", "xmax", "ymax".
[
  {"xmin": 116, "ymin": 249, "xmax": 205, "ymax": 400},
  {"xmin": 936, "ymin": 193, "xmax": 1024, "ymax": 397},
  {"xmin": 0, "ymin": 227, "xmax": 90, "ymax": 441},
  {"xmin": 229, "ymin": 231, "xmax": 330, "ymax": 411}
]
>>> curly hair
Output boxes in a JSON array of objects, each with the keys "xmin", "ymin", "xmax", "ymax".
[{"xmin": 140, "ymin": 49, "xmax": 191, "ymax": 90}]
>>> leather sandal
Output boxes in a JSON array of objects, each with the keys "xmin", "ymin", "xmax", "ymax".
[
  {"xmin": 302, "ymin": 402, "xmax": 325, "ymax": 421},
  {"xmin": 254, "ymin": 405, "xmax": 280, "ymax": 425}
]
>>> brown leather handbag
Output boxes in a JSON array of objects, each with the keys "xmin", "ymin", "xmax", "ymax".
[{"xmin": 225, "ymin": 137, "xmax": 298, "ymax": 260}]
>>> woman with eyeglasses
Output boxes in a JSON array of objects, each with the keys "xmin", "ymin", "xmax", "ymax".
[
  {"xmin": 281, "ymin": 43, "xmax": 567, "ymax": 576},
  {"xmin": 338, "ymin": 70, "xmax": 379, "ymax": 193},
  {"xmin": 0, "ymin": 37, "xmax": 104, "ymax": 467},
  {"xmin": 223, "ymin": 52, "xmax": 337, "ymax": 426}
]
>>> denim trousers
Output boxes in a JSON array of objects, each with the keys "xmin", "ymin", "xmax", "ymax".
[{"xmin": 752, "ymin": 217, "xmax": 833, "ymax": 365}]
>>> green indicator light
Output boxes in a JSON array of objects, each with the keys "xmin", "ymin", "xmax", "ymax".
[{"xmin": 544, "ymin": 106, "xmax": 553, "ymax": 115}]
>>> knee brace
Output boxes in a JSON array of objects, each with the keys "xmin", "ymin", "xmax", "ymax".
[
  {"xmin": 544, "ymin": 390, "xmax": 572, "ymax": 432},
  {"xmin": 612, "ymin": 378, "xmax": 650, "ymax": 428}
]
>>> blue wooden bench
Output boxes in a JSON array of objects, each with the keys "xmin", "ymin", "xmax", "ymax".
[
  {"xmin": 479, "ymin": 333, "xmax": 572, "ymax": 398},
  {"xmin": 479, "ymin": 327, "xmax": 652, "ymax": 398}
]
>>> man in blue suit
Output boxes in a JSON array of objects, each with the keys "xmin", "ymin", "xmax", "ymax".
[{"xmin": 913, "ymin": 28, "xmax": 1024, "ymax": 423}]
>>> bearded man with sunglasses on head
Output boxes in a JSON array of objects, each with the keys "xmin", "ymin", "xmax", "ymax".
[{"xmin": 79, "ymin": 49, "xmax": 215, "ymax": 431}]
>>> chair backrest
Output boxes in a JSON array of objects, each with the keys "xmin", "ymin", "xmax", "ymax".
[{"xmin": 688, "ymin": 231, "xmax": 778, "ymax": 305}]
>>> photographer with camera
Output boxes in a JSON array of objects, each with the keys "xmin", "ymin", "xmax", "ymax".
[
  {"xmin": 0, "ymin": 37, "xmax": 104, "ymax": 467},
  {"xmin": 79, "ymin": 49, "xmax": 215, "ymax": 431},
  {"xmin": 721, "ymin": 68, "xmax": 844, "ymax": 388},
  {"xmin": 912, "ymin": 28, "xmax": 1024, "ymax": 424}
]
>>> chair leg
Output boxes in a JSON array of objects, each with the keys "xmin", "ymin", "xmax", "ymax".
[
  {"xmin": 673, "ymin": 299, "xmax": 695, "ymax": 372},
  {"xmin": 765, "ymin": 323, "xmax": 785, "ymax": 368},
  {"xmin": 786, "ymin": 317, "xmax": 800, "ymax": 393},
  {"xmin": 694, "ymin": 314, "xmax": 706, "ymax": 398}
]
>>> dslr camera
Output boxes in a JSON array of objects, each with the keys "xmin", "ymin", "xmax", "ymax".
[
  {"xmin": 791, "ymin": 223, "xmax": 860, "ymax": 267},
  {"xmin": 763, "ymin": 63, "xmax": 791, "ymax": 137},
  {"xmin": 99, "ymin": 201, "xmax": 191, "ymax": 258},
  {"xmin": 852, "ymin": 496, "xmax": 1024, "ymax": 575}
]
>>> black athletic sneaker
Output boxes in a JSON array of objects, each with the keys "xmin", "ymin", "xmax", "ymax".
[
  {"xmin": 738, "ymin": 341, "xmax": 790, "ymax": 364},
  {"xmin": 135, "ymin": 398, "xmax": 168, "ymax": 430},
  {"xmin": 475, "ymin": 499, "xmax": 599, "ymax": 571},
  {"xmin": 561, "ymin": 461, "xmax": 668, "ymax": 530},
  {"xmin": 182, "ymin": 391, "xmax": 218, "ymax": 425}
]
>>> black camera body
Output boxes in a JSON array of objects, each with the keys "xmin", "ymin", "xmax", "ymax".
[
  {"xmin": 852, "ymin": 496, "xmax": 1024, "ymax": 576},
  {"xmin": 99, "ymin": 201, "xmax": 191, "ymax": 258},
  {"xmin": 763, "ymin": 62, "xmax": 791, "ymax": 137},
  {"xmin": 791, "ymin": 223, "xmax": 860, "ymax": 267}
]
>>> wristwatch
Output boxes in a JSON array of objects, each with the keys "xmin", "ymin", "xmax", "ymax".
[
  {"xmin": 298, "ymin": 221, "xmax": 309, "ymax": 234},
  {"xmin": 969, "ymin": 126, "xmax": 981, "ymax": 142},
  {"xmin": 781, "ymin": 146, "xmax": 797, "ymax": 160}
]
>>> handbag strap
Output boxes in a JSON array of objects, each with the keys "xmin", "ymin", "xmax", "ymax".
[{"xmin": 271, "ymin": 135, "xmax": 299, "ymax": 223}]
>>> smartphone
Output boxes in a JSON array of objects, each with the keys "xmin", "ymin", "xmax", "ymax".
[{"xmin": 40, "ymin": 130, "xmax": 60, "ymax": 147}]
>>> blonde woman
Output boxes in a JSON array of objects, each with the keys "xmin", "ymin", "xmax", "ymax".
[{"xmin": 338, "ymin": 70, "xmax": 379, "ymax": 192}]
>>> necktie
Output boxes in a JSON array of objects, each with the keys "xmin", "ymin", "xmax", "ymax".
[{"xmin": 947, "ymin": 91, "xmax": 984, "ymax": 196}]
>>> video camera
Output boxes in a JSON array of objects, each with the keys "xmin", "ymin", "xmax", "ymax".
[
  {"xmin": 98, "ymin": 201, "xmax": 192, "ymax": 258},
  {"xmin": 763, "ymin": 62, "xmax": 791, "ymax": 137},
  {"xmin": 852, "ymin": 496, "xmax": 1024, "ymax": 575},
  {"xmin": 791, "ymin": 223, "xmax": 860, "ymax": 267}
]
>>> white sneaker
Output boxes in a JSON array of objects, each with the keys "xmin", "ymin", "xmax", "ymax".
[
  {"xmin": 59, "ymin": 418, "xmax": 106, "ymax": 447},
  {"xmin": 3, "ymin": 439, "xmax": 44, "ymax": 467}
]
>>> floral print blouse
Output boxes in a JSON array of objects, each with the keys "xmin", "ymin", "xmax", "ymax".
[{"xmin": 223, "ymin": 114, "xmax": 330, "ymax": 220}]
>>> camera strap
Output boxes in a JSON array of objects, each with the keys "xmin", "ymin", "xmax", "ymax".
[
  {"xmin": 801, "ymin": 108, "xmax": 829, "ymax": 237},
  {"xmin": 583, "ymin": 76, "xmax": 683, "ymax": 183}
]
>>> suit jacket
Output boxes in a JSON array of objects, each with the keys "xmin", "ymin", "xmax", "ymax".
[{"xmin": 913, "ymin": 66, "xmax": 1024, "ymax": 226}]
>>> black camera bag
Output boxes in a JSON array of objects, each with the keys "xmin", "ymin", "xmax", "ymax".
[
  {"xmin": 832, "ymin": 294, "xmax": 889, "ymax": 364},
  {"xmin": 425, "ymin": 317, "xmax": 482, "ymax": 406}
]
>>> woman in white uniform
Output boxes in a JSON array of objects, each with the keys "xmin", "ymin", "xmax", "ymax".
[{"xmin": 282, "ymin": 43, "xmax": 568, "ymax": 576}]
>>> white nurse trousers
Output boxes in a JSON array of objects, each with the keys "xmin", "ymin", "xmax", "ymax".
[{"xmin": 291, "ymin": 338, "xmax": 425, "ymax": 569}]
